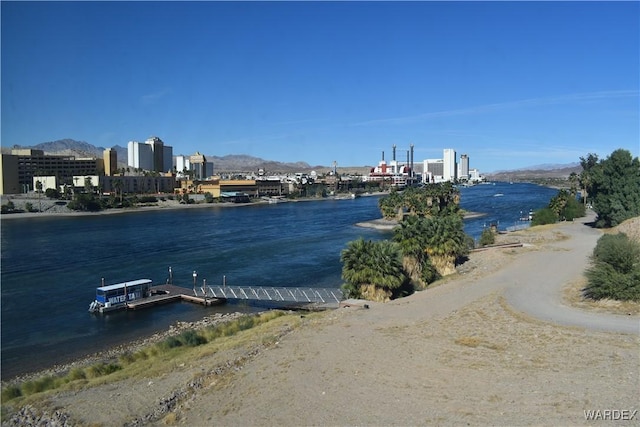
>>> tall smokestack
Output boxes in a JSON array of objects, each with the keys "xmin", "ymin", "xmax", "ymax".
[
  {"xmin": 382, "ymin": 151, "xmax": 385, "ymax": 162},
  {"xmin": 392, "ymin": 144, "xmax": 396, "ymax": 161},
  {"xmin": 410, "ymin": 144, "xmax": 414, "ymax": 179},
  {"xmin": 406, "ymin": 150, "xmax": 410, "ymax": 167}
]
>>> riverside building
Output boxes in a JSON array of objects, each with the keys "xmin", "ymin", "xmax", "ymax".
[
  {"xmin": 0, "ymin": 149, "xmax": 104, "ymax": 194},
  {"xmin": 364, "ymin": 144, "xmax": 416, "ymax": 188}
]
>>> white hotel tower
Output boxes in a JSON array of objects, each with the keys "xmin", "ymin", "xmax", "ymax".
[
  {"xmin": 443, "ymin": 148, "xmax": 456, "ymax": 182},
  {"xmin": 127, "ymin": 137, "xmax": 173, "ymax": 173}
]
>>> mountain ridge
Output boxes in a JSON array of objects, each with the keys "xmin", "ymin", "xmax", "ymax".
[
  {"xmin": 2, "ymin": 139, "xmax": 324, "ymax": 173},
  {"xmin": 2, "ymin": 138, "xmax": 581, "ymax": 177}
]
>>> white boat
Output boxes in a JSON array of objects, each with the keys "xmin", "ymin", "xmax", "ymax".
[{"xmin": 89, "ymin": 279, "xmax": 153, "ymax": 314}]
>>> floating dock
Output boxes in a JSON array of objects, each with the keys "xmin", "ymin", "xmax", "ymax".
[
  {"xmin": 125, "ymin": 284, "xmax": 222, "ymax": 310},
  {"xmin": 92, "ymin": 282, "xmax": 343, "ymax": 314}
]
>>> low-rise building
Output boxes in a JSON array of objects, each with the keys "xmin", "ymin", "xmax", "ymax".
[{"xmin": 0, "ymin": 149, "xmax": 103, "ymax": 194}]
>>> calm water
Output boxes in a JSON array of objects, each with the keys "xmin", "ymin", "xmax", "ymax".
[{"xmin": 1, "ymin": 182, "xmax": 557, "ymax": 378}]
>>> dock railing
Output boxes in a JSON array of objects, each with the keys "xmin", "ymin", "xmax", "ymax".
[{"xmin": 194, "ymin": 285, "xmax": 344, "ymax": 305}]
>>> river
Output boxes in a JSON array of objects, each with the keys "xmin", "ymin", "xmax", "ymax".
[{"xmin": 0, "ymin": 182, "xmax": 558, "ymax": 379}]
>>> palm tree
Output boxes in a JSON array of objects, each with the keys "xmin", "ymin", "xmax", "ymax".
[
  {"xmin": 113, "ymin": 179, "xmax": 123, "ymax": 205},
  {"xmin": 580, "ymin": 153, "xmax": 599, "ymax": 207},
  {"xmin": 392, "ymin": 216, "xmax": 434, "ymax": 289},
  {"xmin": 35, "ymin": 180, "xmax": 43, "ymax": 212},
  {"xmin": 341, "ymin": 238, "xmax": 407, "ymax": 302},
  {"xmin": 378, "ymin": 189, "xmax": 404, "ymax": 220},
  {"xmin": 421, "ymin": 214, "xmax": 468, "ymax": 276}
]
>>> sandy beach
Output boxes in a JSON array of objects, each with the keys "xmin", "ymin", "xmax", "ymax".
[{"xmin": 2, "ymin": 212, "xmax": 639, "ymax": 426}]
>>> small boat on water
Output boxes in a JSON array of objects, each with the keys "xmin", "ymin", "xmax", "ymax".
[
  {"xmin": 519, "ymin": 209, "xmax": 534, "ymax": 221},
  {"xmin": 88, "ymin": 279, "xmax": 153, "ymax": 314}
]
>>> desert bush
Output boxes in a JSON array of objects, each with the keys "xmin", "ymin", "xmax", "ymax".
[
  {"xmin": 159, "ymin": 336, "xmax": 183, "ymax": 350},
  {"xmin": 119, "ymin": 352, "xmax": 137, "ymax": 365},
  {"xmin": 20, "ymin": 376, "xmax": 57, "ymax": 396},
  {"xmin": 178, "ymin": 330, "xmax": 207, "ymax": 347},
  {"xmin": 560, "ymin": 196, "xmax": 585, "ymax": 221},
  {"xmin": 531, "ymin": 207, "xmax": 558, "ymax": 225},
  {"xmin": 584, "ymin": 233, "xmax": 640, "ymax": 301},
  {"xmin": 478, "ymin": 228, "xmax": 496, "ymax": 247},
  {"xmin": 85, "ymin": 363, "xmax": 121, "ymax": 379},
  {"xmin": 1, "ymin": 385, "xmax": 22, "ymax": 402}
]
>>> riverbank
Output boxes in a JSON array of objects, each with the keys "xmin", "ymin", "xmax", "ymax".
[
  {"xmin": 0, "ymin": 192, "xmax": 386, "ymax": 220},
  {"xmin": 3, "ymin": 215, "xmax": 638, "ymax": 426}
]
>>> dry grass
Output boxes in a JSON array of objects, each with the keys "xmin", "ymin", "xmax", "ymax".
[{"xmin": 604, "ymin": 216, "xmax": 640, "ymax": 241}]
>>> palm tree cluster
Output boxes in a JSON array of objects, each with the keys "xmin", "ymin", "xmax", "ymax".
[
  {"xmin": 341, "ymin": 183, "xmax": 470, "ymax": 301},
  {"xmin": 378, "ymin": 182, "xmax": 461, "ymax": 219}
]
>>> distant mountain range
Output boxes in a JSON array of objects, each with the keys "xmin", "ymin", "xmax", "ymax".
[
  {"xmin": 485, "ymin": 163, "xmax": 582, "ymax": 181},
  {"xmin": 2, "ymin": 138, "xmax": 581, "ymax": 177},
  {"xmin": 2, "ymin": 139, "xmax": 325, "ymax": 173}
]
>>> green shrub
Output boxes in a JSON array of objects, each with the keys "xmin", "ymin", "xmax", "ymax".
[
  {"xmin": 584, "ymin": 233, "xmax": 640, "ymax": 301},
  {"xmin": 178, "ymin": 330, "xmax": 207, "ymax": 347},
  {"xmin": 560, "ymin": 196, "xmax": 586, "ymax": 221},
  {"xmin": 45, "ymin": 188, "xmax": 61, "ymax": 199},
  {"xmin": 2, "ymin": 201, "xmax": 15, "ymax": 213},
  {"xmin": 1, "ymin": 385, "xmax": 22, "ymax": 402},
  {"xmin": 21, "ymin": 376, "xmax": 56, "ymax": 396},
  {"xmin": 85, "ymin": 363, "xmax": 121, "ymax": 379},
  {"xmin": 67, "ymin": 367, "xmax": 86, "ymax": 381},
  {"xmin": 137, "ymin": 196, "xmax": 158, "ymax": 203},
  {"xmin": 592, "ymin": 233, "xmax": 640, "ymax": 273},
  {"xmin": 531, "ymin": 207, "xmax": 558, "ymax": 226},
  {"xmin": 159, "ymin": 336, "xmax": 183, "ymax": 350},
  {"xmin": 119, "ymin": 352, "xmax": 136, "ymax": 365},
  {"xmin": 478, "ymin": 228, "xmax": 496, "ymax": 247}
]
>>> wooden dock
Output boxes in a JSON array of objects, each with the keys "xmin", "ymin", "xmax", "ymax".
[{"xmin": 125, "ymin": 284, "xmax": 222, "ymax": 310}]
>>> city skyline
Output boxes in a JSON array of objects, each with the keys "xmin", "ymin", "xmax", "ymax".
[{"xmin": 2, "ymin": 2, "xmax": 638, "ymax": 173}]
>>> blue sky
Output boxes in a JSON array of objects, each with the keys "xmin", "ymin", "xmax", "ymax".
[{"xmin": 2, "ymin": 1, "xmax": 638, "ymax": 173}]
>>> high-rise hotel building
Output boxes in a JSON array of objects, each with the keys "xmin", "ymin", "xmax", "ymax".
[
  {"xmin": 459, "ymin": 154, "xmax": 469, "ymax": 181},
  {"xmin": 127, "ymin": 137, "xmax": 173, "ymax": 173},
  {"xmin": 443, "ymin": 148, "xmax": 457, "ymax": 182}
]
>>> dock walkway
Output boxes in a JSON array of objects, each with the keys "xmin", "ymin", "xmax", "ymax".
[
  {"xmin": 124, "ymin": 284, "xmax": 344, "ymax": 311},
  {"xmin": 126, "ymin": 284, "xmax": 221, "ymax": 309}
]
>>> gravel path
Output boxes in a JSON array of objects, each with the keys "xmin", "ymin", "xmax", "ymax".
[{"xmin": 505, "ymin": 213, "xmax": 638, "ymax": 334}]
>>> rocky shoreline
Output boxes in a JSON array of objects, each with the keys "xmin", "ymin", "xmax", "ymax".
[{"xmin": 2, "ymin": 312, "xmax": 247, "ymax": 387}]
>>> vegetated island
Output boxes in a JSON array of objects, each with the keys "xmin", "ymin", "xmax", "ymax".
[{"xmin": 356, "ymin": 211, "xmax": 486, "ymax": 230}]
